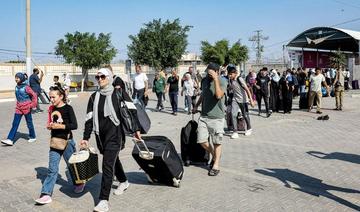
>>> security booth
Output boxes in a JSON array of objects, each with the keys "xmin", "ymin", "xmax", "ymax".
[{"xmin": 286, "ymin": 26, "xmax": 360, "ymax": 89}]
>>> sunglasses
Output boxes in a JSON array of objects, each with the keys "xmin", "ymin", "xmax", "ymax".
[{"xmin": 95, "ymin": 75, "xmax": 107, "ymax": 81}]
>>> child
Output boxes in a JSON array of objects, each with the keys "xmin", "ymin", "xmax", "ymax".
[
  {"xmin": 53, "ymin": 75, "xmax": 61, "ymax": 87},
  {"xmin": 35, "ymin": 85, "xmax": 85, "ymax": 205},
  {"xmin": 181, "ymin": 73, "xmax": 194, "ymax": 115},
  {"xmin": 1, "ymin": 72, "xmax": 37, "ymax": 146}
]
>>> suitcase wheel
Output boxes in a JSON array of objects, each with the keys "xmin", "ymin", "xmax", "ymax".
[{"xmin": 173, "ymin": 178, "xmax": 181, "ymax": 188}]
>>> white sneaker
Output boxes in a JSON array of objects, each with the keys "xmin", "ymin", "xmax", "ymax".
[
  {"xmin": 230, "ymin": 132, "xmax": 239, "ymax": 139},
  {"xmin": 1, "ymin": 139, "xmax": 14, "ymax": 146},
  {"xmin": 245, "ymin": 129, "xmax": 252, "ymax": 136},
  {"xmin": 113, "ymin": 181, "xmax": 129, "ymax": 195},
  {"xmin": 28, "ymin": 138, "xmax": 36, "ymax": 143},
  {"xmin": 94, "ymin": 200, "xmax": 109, "ymax": 212},
  {"xmin": 184, "ymin": 107, "xmax": 188, "ymax": 112}
]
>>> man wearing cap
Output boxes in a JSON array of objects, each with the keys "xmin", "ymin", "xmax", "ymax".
[{"xmin": 193, "ymin": 62, "xmax": 227, "ymax": 176}]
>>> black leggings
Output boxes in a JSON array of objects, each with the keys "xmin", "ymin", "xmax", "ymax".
[
  {"xmin": 99, "ymin": 149, "xmax": 127, "ymax": 200},
  {"xmin": 257, "ymin": 92, "xmax": 269, "ymax": 114}
]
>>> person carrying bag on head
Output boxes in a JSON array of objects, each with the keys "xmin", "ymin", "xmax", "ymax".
[{"xmin": 80, "ymin": 68, "xmax": 141, "ymax": 212}]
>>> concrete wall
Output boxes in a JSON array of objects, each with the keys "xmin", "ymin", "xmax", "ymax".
[{"xmin": 0, "ymin": 63, "xmax": 208, "ymax": 92}]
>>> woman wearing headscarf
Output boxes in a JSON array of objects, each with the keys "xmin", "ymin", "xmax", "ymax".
[
  {"xmin": 1, "ymin": 72, "xmax": 37, "ymax": 146},
  {"xmin": 269, "ymin": 69, "xmax": 280, "ymax": 113},
  {"xmin": 80, "ymin": 68, "xmax": 141, "ymax": 212}
]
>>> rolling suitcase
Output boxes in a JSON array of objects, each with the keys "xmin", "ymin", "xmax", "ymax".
[
  {"xmin": 180, "ymin": 115, "xmax": 209, "ymax": 166},
  {"xmin": 132, "ymin": 136, "xmax": 183, "ymax": 187},
  {"xmin": 299, "ymin": 93, "xmax": 308, "ymax": 109},
  {"xmin": 226, "ymin": 104, "xmax": 246, "ymax": 132}
]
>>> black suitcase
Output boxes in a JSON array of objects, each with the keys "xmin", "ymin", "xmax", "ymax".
[
  {"xmin": 132, "ymin": 136, "xmax": 183, "ymax": 187},
  {"xmin": 299, "ymin": 93, "xmax": 308, "ymax": 109},
  {"xmin": 181, "ymin": 117, "xmax": 208, "ymax": 165}
]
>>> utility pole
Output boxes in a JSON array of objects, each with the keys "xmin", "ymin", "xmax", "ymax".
[
  {"xmin": 236, "ymin": 38, "xmax": 245, "ymax": 75},
  {"xmin": 26, "ymin": 0, "xmax": 32, "ymax": 77},
  {"xmin": 249, "ymin": 30, "xmax": 268, "ymax": 65}
]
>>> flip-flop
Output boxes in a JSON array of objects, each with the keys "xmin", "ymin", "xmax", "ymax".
[{"xmin": 208, "ymin": 168, "xmax": 220, "ymax": 176}]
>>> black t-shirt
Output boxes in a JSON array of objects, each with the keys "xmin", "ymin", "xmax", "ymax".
[
  {"xmin": 167, "ymin": 76, "xmax": 179, "ymax": 92},
  {"xmin": 256, "ymin": 74, "xmax": 270, "ymax": 93},
  {"xmin": 298, "ymin": 72, "xmax": 307, "ymax": 86},
  {"xmin": 50, "ymin": 104, "xmax": 77, "ymax": 140}
]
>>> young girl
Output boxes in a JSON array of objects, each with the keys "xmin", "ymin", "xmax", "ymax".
[
  {"xmin": 1, "ymin": 72, "xmax": 37, "ymax": 146},
  {"xmin": 35, "ymin": 85, "xmax": 85, "ymax": 205}
]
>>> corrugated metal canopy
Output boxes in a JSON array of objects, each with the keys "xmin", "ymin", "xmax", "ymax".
[{"xmin": 287, "ymin": 27, "xmax": 360, "ymax": 52}]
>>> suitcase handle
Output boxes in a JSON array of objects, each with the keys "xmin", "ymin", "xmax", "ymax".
[{"xmin": 132, "ymin": 138, "xmax": 154, "ymax": 160}]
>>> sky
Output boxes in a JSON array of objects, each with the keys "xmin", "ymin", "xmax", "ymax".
[{"xmin": 1, "ymin": 0, "xmax": 360, "ymax": 63}]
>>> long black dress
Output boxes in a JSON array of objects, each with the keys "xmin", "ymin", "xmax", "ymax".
[{"xmin": 269, "ymin": 80, "xmax": 280, "ymax": 112}]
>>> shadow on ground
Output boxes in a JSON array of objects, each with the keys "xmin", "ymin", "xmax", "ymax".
[
  {"xmin": 307, "ymin": 151, "xmax": 360, "ymax": 164},
  {"xmin": 35, "ymin": 167, "xmax": 100, "ymax": 205},
  {"xmin": 255, "ymin": 168, "xmax": 360, "ymax": 211}
]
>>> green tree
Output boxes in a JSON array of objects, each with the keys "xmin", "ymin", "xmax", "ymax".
[
  {"xmin": 55, "ymin": 31, "xmax": 117, "ymax": 91},
  {"xmin": 329, "ymin": 49, "xmax": 346, "ymax": 69},
  {"xmin": 127, "ymin": 19, "xmax": 192, "ymax": 71},
  {"xmin": 200, "ymin": 39, "xmax": 248, "ymax": 66}
]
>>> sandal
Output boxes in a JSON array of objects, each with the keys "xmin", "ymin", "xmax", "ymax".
[
  {"xmin": 208, "ymin": 168, "xmax": 220, "ymax": 176},
  {"xmin": 209, "ymin": 160, "xmax": 215, "ymax": 169}
]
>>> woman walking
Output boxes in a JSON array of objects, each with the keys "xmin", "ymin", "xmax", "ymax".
[
  {"xmin": 1, "ymin": 73, "xmax": 37, "ymax": 146},
  {"xmin": 80, "ymin": 68, "xmax": 140, "ymax": 212}
]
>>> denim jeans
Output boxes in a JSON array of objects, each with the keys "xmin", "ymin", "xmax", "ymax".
[
  {"xmin": 7, "ymin": 113, "xmax": 36, "ymax": 143},
  {"xmin": 132, "ymin": 88, "xmax": 145, "ymax": 107},
  {"xmin": 41, "ymin": 139, "xmax": 76, "ymax": 196},
  {"xmin": 231, "ymin": 101, "xmax": 251, "ymax": 131},
  {"xmin": 155, "ymin": 92, "xmax": 164, "ymax": 109},
  {"xmin": 169, "ymin": 91, "xmax": 178, "ymax": 113}
]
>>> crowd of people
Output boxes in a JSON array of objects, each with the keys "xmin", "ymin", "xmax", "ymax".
[{"xmin": 0, "ymin": 63, "xmax": 350, "ymax": 211}]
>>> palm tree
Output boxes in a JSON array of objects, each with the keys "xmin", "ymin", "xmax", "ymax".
[{"xmin": 329, "ymin": 49, "xmax": 346, "ymax": 69}]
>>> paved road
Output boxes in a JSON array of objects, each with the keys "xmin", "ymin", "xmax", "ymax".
[{"xmin": 0, "ymin": 91, "xmax": 360, "ymax": 212}]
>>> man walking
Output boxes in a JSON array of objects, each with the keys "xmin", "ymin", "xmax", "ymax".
[
  {"xmin": 227, "ymin": 66, "xmax": 255, "ymax": 139},
  {"xmin": 308, "ymin": 67, "xmax": 329, "ymax": 114},
  {"xmin": 153, "ymin": 73, "xmax": 166, "ymax": 111},
  {"xmin": 166, "ymin": 69, "xmax": 179, "ymax": 115},
  {"xmin": 132, "ymin": 65, "xmax": 148, "ymax": 107},
  {"xmin": 333, "ymin": 66, "xmax": 346, "ymax": 110},
  {"xmin": 29, "ymin": 68, "xmax": 44, "ymax": 113},
  {"xmin": 193, "ymin": 62, "xmax": 227, "ymax": 176},
  {"xmin": 255, "ymin": 67, "xmax": 271, "ymax": 117},
  {"xmin": 182, "ymin": 66, "xmax": 199, "ymax": 111}
]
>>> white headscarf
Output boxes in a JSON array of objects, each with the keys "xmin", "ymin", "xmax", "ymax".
[
  {"xmin": 270, "ymin": 69, "xmax": 280, "ymax": 83},
  {"xmin": 93, "ymin": 68, "xmax": 119, "ymax": 135}
]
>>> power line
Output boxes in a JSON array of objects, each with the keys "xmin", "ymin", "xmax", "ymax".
[
  {"xmin": 331, "ymin": 0, "xmax": 360, "ymax": 10},
  {"xmin": 330, "ymin": 17, "xmax": 360, "ymax": 27}
]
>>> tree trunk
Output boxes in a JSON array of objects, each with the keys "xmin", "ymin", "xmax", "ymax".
[{"xmin": 81, "ymin": 68, "xmax": 88, "ymax": 92}]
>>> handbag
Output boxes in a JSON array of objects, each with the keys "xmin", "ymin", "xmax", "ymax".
[
  {"xmin": 68, "ymin": 147, "xmax": 99, "ymax": 184},
  {"xmin": 115, "ymin": 89, "xmax": 139, "ymax": 135},
  {"xmin": 50, "ymin": 137, "xmax": 68, "ymax": 150}
]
